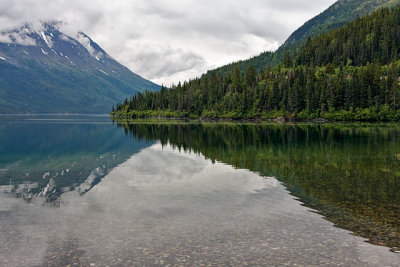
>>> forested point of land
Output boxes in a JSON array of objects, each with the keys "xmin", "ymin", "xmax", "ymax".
[{"xmin": 112, "ymin": 6, "xmax": 400, "ymax": 122}]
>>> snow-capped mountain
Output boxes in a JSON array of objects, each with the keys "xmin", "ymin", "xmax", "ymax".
[{"xmin": 0, "ymin": 23, "xmax": 160, "ymax": 114}]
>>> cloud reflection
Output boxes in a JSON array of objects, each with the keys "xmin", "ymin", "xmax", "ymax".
[{"xmin": 0, "ymin": 143, "xmax": 399, "ymax": 266}]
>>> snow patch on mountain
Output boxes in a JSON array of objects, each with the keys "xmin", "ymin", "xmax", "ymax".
[
  {"xmin": 76, "ymin": 33, "xmax": 104, "ymax": 60},
  {"xmin": 98, "ymin": 69, "xmax": 109, "ymax": 76},
  {"xmin": 40, "ymin": 31, "xmax": 53, "ymax": 48},
  {"xmin": 0, "ymin": 21, "xmax": 160, "ymax": 114}
]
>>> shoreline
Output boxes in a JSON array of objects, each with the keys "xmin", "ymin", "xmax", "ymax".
[
  {"xmin": 110, "ymin": 115, "xmax": 326, "ymax": 123},
  {"xmin": 110, "ymin": 115, "xmax": 400, "ymax": 125}
]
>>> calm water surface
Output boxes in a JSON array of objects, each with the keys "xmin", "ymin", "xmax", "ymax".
[{"xmin": 0, "ymin": 115, "xmax": 400, "ymax": 266}]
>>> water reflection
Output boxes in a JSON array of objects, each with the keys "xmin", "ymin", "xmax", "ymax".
[
  {"xmin": 117, "ymin": 122, "xmax": 400, "ymax": 251},
  {"xmin": 1, "ymin": 117, "xmax": 400, "ymax": 265},
  {"xmin": 0, "ymin": 115, "xmax": 152, "ymax": 203},
  {"xmin": 1, "ymin": 143, "xmax": 399, "ymax": 266}
]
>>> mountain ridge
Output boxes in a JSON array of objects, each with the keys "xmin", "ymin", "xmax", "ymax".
[
  {"xmin": 0, "ymin": 23, "xmax": 160, "ymax": 114},
  {"xmin": 208, "ymin": 0, "xmax": 400, "ymax": 77},
  {"xmin": 283, "ymin": 0, "xmax": 400, "ymax": 47}
]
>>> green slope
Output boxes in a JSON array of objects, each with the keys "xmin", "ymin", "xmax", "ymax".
[
  {"xmin": 284, "ymin": 0, "xmax": 400, "ymax": 47},
  {"xmin": 0, "ymin": 60, "xmax": 154, "ymax": 114},
  {"xmin": 209, "ymin": 0, "xmax": 400, "ymax": 77}
]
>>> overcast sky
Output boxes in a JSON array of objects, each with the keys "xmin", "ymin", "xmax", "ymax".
[{"xmin": 0, "ymin": 0, "xmax": 337, "ymax": 85}]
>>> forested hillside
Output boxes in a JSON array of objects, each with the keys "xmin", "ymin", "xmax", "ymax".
[
  {"xmin": 209, "ymin": 0, "xmax": 400, "ymax": 77},
  {"xmin": 113, "ymin": 6, "xmax": 400, "ymax": 121},
  {"xmin": 296, "ymin": 7, "xmax": 400, "ymax": 66}
]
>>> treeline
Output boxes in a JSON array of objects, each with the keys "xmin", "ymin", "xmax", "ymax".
[
  {"xmin": 295, "ymin": 7, "xmax": 400, "ymax": 67},
  {"xmin": 209, "ymin": 0, "xmax": 400, "ymax": 77},
  {"xmin": 113, "ymin": 6, "xmax": 400, "ymax": 121}
]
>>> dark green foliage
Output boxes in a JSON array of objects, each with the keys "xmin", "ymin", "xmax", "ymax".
[
  {"xmin": 296, "ymin": 7, "xmax": 400, "ymax": 66},
  {"xmin": 113, "ymin": 6, "xmax": 400, "ymax": 122},
  {"xmin": 284, "ymin": 0, "xmax": 400, "ymax": 47},
  {"xmin": 209, "ymin": 0, "xmax": 400, "ymax": 76},
  {"xmin": 112, "ymin": 64, "xmax": 400, "ymax": 121},
  {"xmin": 208, "ymin": 51, "xmax": 277, "ymax": 77}
]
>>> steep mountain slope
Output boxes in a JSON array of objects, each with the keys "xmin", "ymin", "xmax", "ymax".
[
  {"xmin": 0, "ymin": 23, "xmax": 160, "ymax": 114},
  {"xmin": 284, "ymin": 0, "xmax": 400, "ymax": 47},
  {"xmin": 209, "ymin": 0, "xmax": 400, "ymax": 76},
  {"xmin": 113, "ymin": 5, "xmax": 400, "ymax": 121}
]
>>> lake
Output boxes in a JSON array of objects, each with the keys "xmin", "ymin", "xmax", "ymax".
[{"xmin": 0, "ymin": 115, "xmax": 400, "ymax": 266}]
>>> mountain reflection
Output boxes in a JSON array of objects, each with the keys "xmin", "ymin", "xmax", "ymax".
[
  {"xmin": 1, "ymin": 142, "xmax": 399, "ymax": 266},
  {"xmin": 0, "ymin": 116, "xmax": 152, "ymax": 203},
  {"xmin": 116, "ymin": 121, "xmax": 400, "ymax": 250},
  {"xmin": 1, "ymin": 116, "xmax": 400, "ymax": 265}
]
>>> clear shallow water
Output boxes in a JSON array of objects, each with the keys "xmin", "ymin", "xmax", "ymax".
[{"xmin": 0, "ymin": 116, "xmax": 400, "ymax": 266}]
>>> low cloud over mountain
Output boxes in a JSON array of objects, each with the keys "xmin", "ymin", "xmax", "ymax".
[{"xmin": 0, "ymin": 0, "xmax": 336, "ymax": 85}]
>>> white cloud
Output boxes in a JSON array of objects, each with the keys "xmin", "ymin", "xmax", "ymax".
[
  {"xmin": 75, "ymin": 32, "xmax": 104, "ymax": 60},
  {"xmin": 0, "ymin": 0, "xmax": 336, "ymax": 85},
  {"xmin": 0, "ymin": 32, "xmax": 36, "ymax": 46}
]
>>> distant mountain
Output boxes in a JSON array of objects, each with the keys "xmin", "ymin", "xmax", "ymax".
[
  {"xmin": 283, "ymin": 0, "xmax": 400, "ymax": 47},
  {"xmin": 209, "ymin": 0, "xmax": 400, "ymax": 76},
  {"xmin": 0, "ymin": 23, "xmax": 160, "ymax": 114}
]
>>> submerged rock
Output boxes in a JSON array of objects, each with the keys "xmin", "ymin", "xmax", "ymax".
[{"xmin": 275, "ymin": 117, "xmax": 286, "ymax": 123}]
